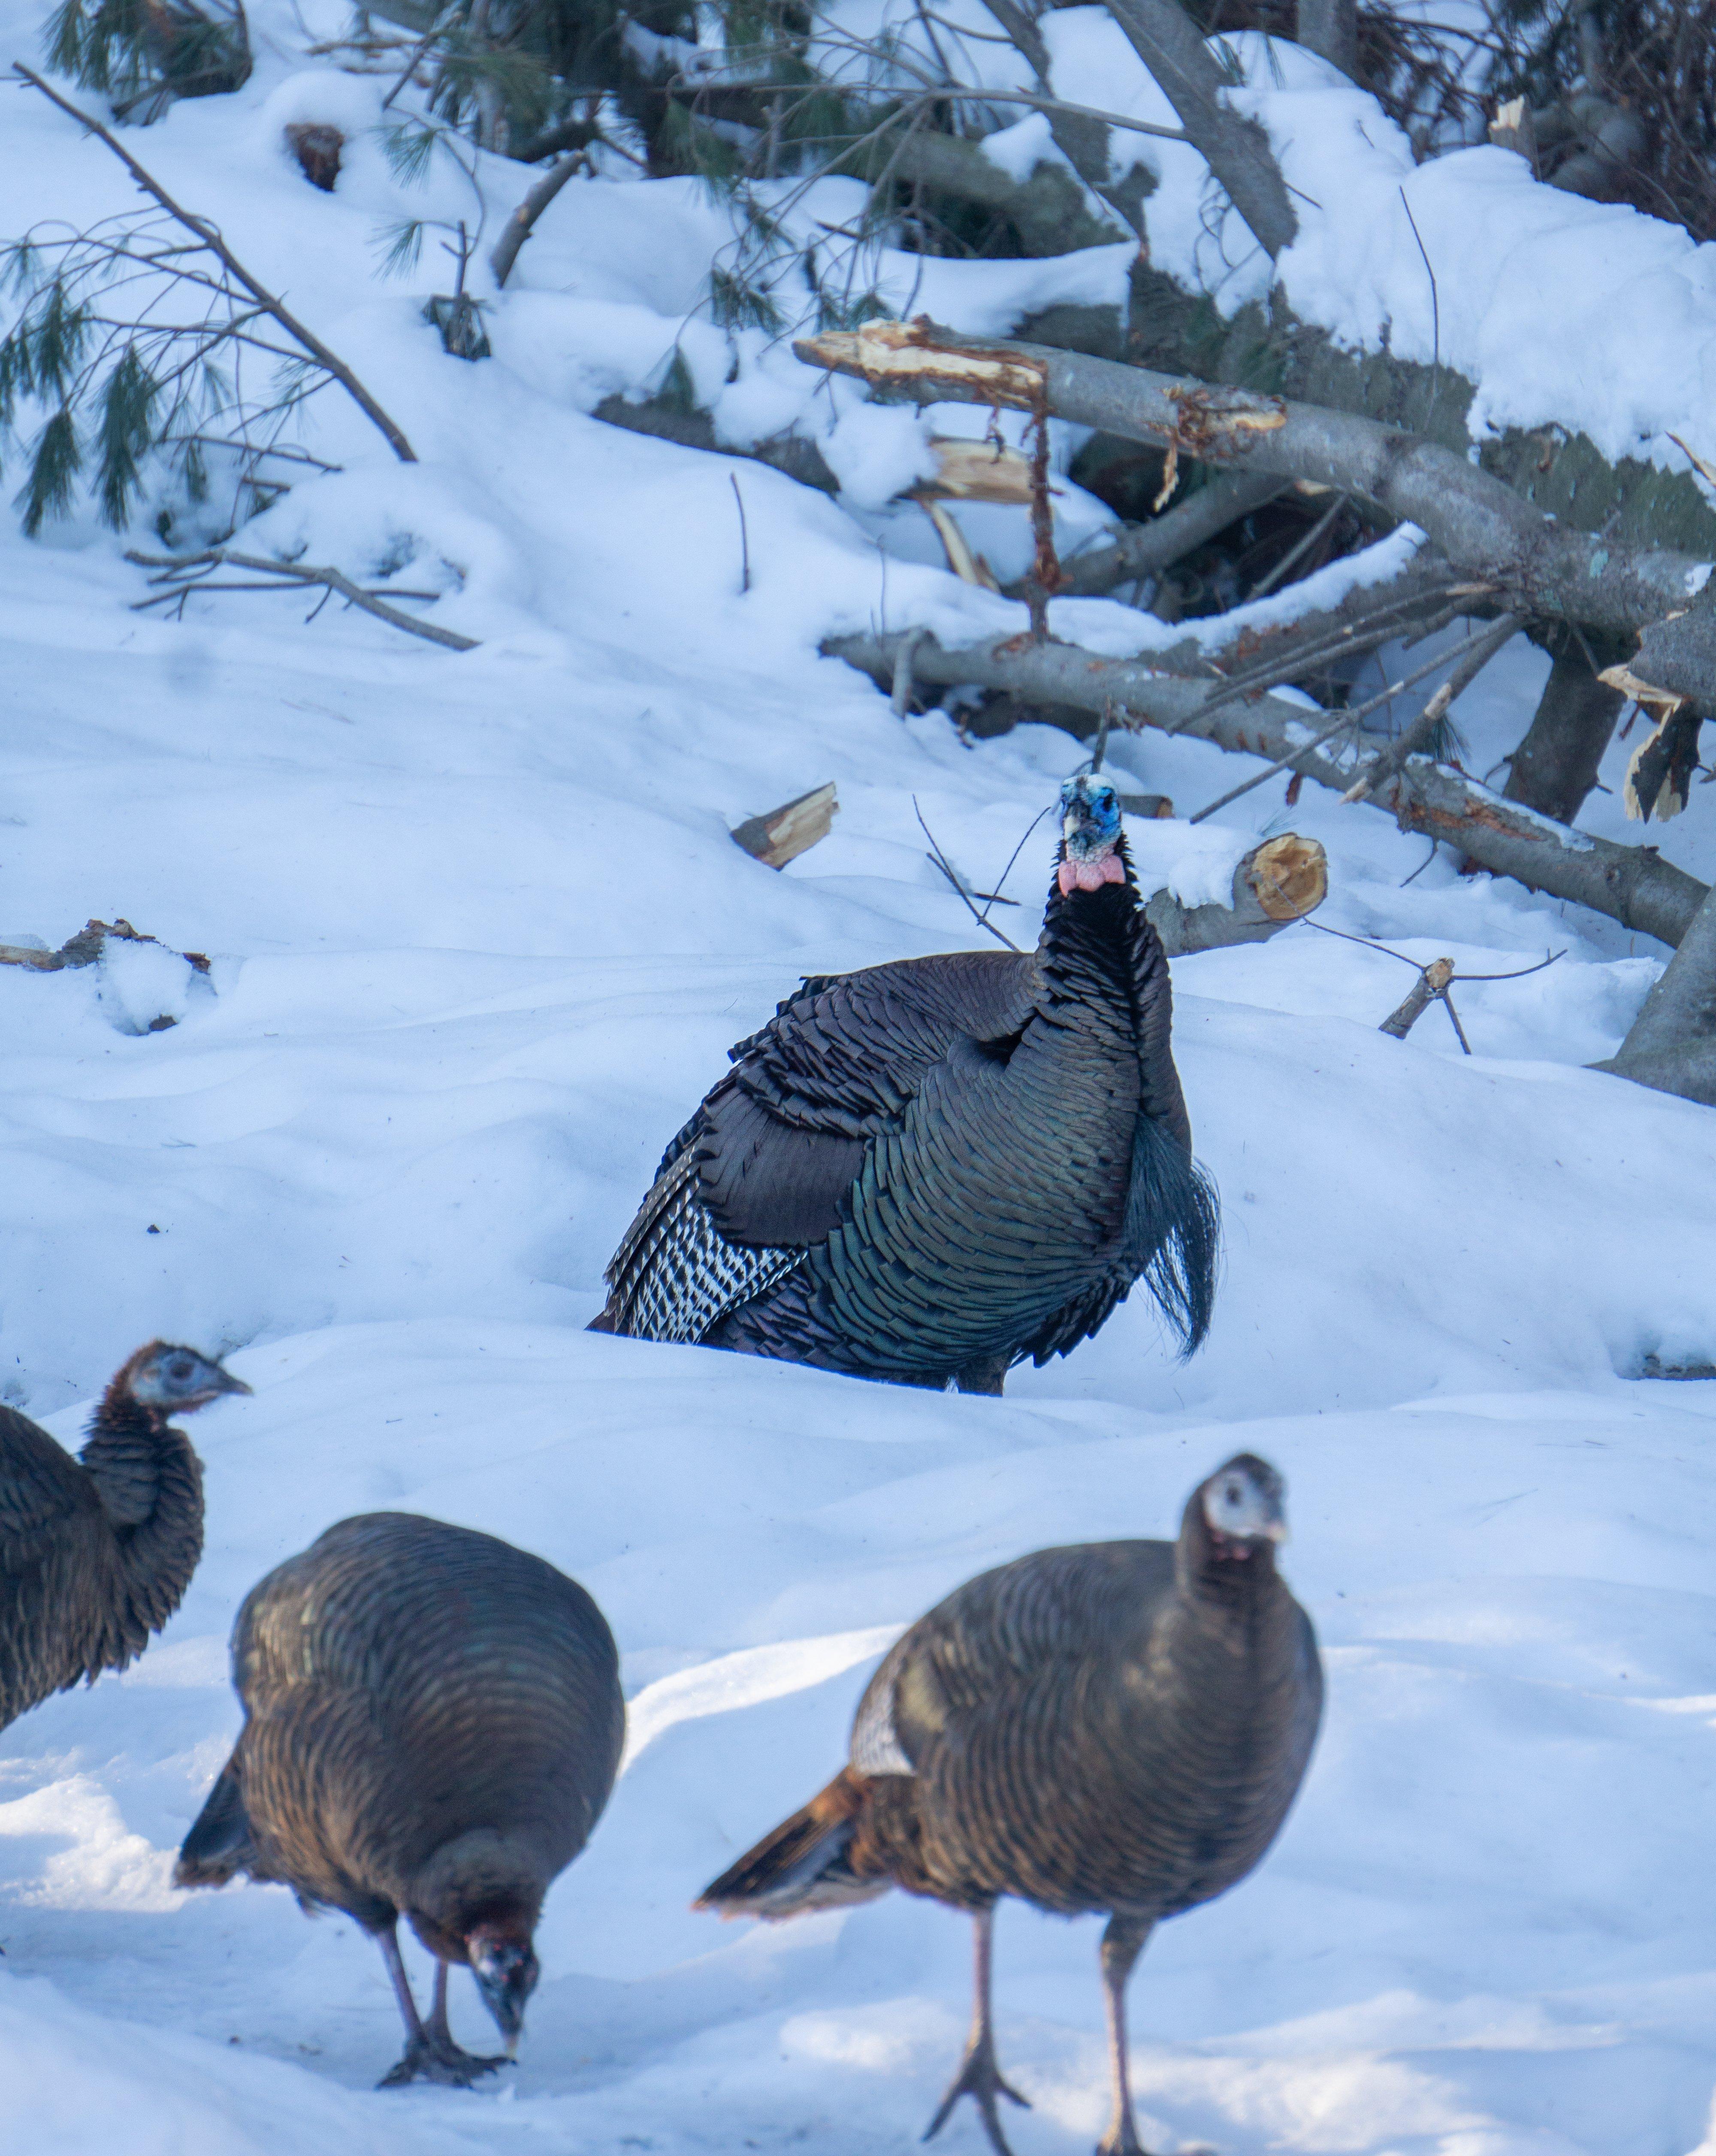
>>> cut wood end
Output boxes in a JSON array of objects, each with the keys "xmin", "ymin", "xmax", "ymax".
[
  {"xmin": 915, "ymin": 437, "xmax": 1035, "ymax": 506},
  {"xmin": 732, "ymin": 782, "xmax": 840, "ymax": 870},
  {"xmin": 1247, "ymin": 833, "xmax": 1327, "ymax": 921},
  {"xmin": 793, "ymin": 319, "xmax": 1046, "ymax": 410},
  {"xmin": 1118, "ymin": 792, "xmax": 1174, "ymax": 820}
]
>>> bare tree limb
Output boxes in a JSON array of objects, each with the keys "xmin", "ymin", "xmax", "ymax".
[
  {"xmin": 794, "ymin": 320, "xmax": 1716, "ymax": 659},
  {"xmin": 1296, "ymin": 0, "xmax": 1360, "ymax": 82},
  {"xmin": 124, "ymin": 549, "xmax": 477, "ymax": 649},
  {"xmin": 1053, "ymin": 472, "xmax": 1287, "ymax": 596},
  {"xmin": 827, "ymin": 623, "xmax": 1710, "ymax": 947},
  {"xmin": 490, "ymin": 151, "xmax": 584, "ymax": 288},
  {"xmin": 1099, "ymin": 0, "xmax": 1298, "ymax": 256},
  {"xmin": 12, "ymin": 64, "xmax": 418, "ymax": 464},
  {"xmin": 1148, "ymin": 832, "xmax": 1327, "ymax": 954},
  {"xmin": 1595, "ymin": 879, "xmax": 1716, "ymax": 1105}
]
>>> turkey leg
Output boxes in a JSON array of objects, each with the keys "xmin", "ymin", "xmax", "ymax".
[
  {"xmin": 924, "ymin": 1904, "xmax": 1031, "ymax": 2156},
  {"xmin": 375, "ymin": 1926, "xmax": 504, "ymax": 2088},
  {"xmin": 1096, "ymin": 1912, "xmax": 1155, "ymax": 2156}
]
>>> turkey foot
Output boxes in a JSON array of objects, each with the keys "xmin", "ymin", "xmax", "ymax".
[
  {"xmin": 923, "ymin": 2030, "xmax": 1031, "ymax": 2156},
  {"xmin": 378, "ymin": 2030, "xmax": 509, "ymax": 2089}
]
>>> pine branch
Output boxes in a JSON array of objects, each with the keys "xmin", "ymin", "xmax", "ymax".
[{"xmin": 13, "ymin": 64, "xmax": 417, "ymax": 463}]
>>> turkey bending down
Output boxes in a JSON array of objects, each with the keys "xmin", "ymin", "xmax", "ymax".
[
  {"xmin": 0, "ymin": 1343, "xmax": 249, "ymax": 1734},
  {"xmin": 697, "ymin": 1455, "xmax": 1322, "ymax": 2156},
  {"xmin": 592, "ymin": 775, "xmax": 1219, "ymax": 1392},
  {"xmin": 175, "ymin": 1512, "xmax": 624, "ymax": 2088}
]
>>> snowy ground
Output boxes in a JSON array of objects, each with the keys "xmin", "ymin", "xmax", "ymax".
[{"xmin": 4, "ymin": 4, "xmax": 1716, "ymax": 2152}]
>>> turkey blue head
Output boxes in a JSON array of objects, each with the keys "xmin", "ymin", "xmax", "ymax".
[{"xmin": 1057, "ymin": 775, "xmax": 1126, "ymax": 895}]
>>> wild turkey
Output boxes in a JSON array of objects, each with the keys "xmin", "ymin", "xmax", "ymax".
[
  {"xmin": 698, "ymin": 1454, "xmax": 1322, "ymax": 2156},
  {"xmin": 175, "ymin": 1511, "xmax": 625, "ymax": 2088},
  {"xmin": 0, "ymin": 1342, "xmax": 248, "ymax": 1733},
  {"xmin": 593, "ymin": 775, "xmax": 1218, "ymax": 1393}
]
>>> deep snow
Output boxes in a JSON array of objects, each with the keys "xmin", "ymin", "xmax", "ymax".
[{"xmin": 2, "ymin": 4, "xmax": 1716, "ymax": 2152}]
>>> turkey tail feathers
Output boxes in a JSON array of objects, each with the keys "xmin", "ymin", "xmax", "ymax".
[
  {"xmin": 1127, "ymin": 1117, "xmax": 1221, "ymax": 1358},
  {"xmin": 695, "ymin": 1768, "xmax": 891, "ymax": 1918},
  {"xmin": 174, "ymin": 1755, "xmax": 258, "ymax": 1887}
]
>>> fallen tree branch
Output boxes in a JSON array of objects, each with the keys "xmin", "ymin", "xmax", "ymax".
[
  {"xmin": 14, "ymin": 64, "xmax": 419, "ymax": 466},
  {"xmin": 490, "ymin": 151, "xmax": 584, "ymax": 288},
  {"xmin": 794, "ymin": 321, "xmax": 1716, "ymax": 660},
  {"xmin": 1595, "ymin": 878, "xmax": 1716, "ymax": 1106},
  {"xmin": 0, "ymin": 917, "xmax": 210, "ymax": 976},
  {"xmin": 1051, "ymin": 472, "xmax": 1287, "ymax": 597},
  {"xmin": 1147, "ymin": 832, "xmax": 1326, "ymax": 955},
  {"xmin": 124, "ymin": 549, "xmax": 478, "ymax": 650},
  {"xmin": 1341, "ymin": 611, "xmax": 1522, "ymax": 803},
  {"xmin": 827, "ymin": 624, "xmax": 1710, "ymax": 947},
  {"xmin": 1100, "ymin": 0, "xmax": 1297, "ymax": 257}
]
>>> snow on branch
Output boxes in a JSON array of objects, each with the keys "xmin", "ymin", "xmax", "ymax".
[{"xmin": 795, "ymin": 319, "xmax": 1716, "ymax": 677}]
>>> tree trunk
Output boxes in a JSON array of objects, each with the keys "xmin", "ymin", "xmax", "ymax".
[
  {"xmin": 1502, "ymin": 625, "xmax": 1630, "ymax": 826},
  {"xmin": 1296, "ymin": 0, "xmax": 1360, "ymax": 81},
  {"xmin": 1596, "ymin": 880, "xmax": 1716, "ymax": 1105}
]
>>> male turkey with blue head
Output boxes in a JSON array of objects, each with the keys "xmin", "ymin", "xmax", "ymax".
[{"xmin": 592, "ymin": 775, "xmax": 1219, "ymax": 1392}]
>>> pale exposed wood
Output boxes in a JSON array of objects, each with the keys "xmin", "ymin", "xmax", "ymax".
[
  {"xmin": 1147, "ymin": 835, "xmax": 1327, "ymax": 956},
  {"xmin": 1380, "ymin": 957, "xmax": 1456, "ymax": 1040},
  {"xmin": 732, "ymin": 783, "xmax": 840, "ymax": 869}
]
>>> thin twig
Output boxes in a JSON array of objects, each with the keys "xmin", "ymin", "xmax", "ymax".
[
  {"xmin": 913, "ymin": 798, "xmax": 1024, "ymax": 952},
  {"xmin": 13, "ymin": 65, "xmax": 418, "ymax": 463},
  {"xmin": 1341, "ymin": 614, "xmax": 1521, "ymax": 803},
  {"xmin": 124, "ymin": 549, "xmax": 477, "ymax": 650},
  {"xmin": 731, "ymin": 473, "xmax": 752, "ymax": 595},
  {"xmin": 978, "ymin": 802, "xmax": 1052, "ymax": 927},
  {"xmin": 1399, "ymin": 187, "xmax": 1441, "ymax": 435},
  {"xmin": 1187, "ymin": 635, "xmax": 1478, "ymax": 825},
  {"xmin": 1247, "ymin": 494, "xmax": 1346, "ymax": 601}
]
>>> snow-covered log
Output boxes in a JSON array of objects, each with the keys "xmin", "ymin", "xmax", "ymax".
[
  {"xmin": 829, "ymin": 625, "xmax": 1710, "ymax": 948},
  {"xmin": 795, "ymin": 321, "xmax": 1716, "ymax": 663}
]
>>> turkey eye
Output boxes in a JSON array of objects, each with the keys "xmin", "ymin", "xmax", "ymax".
[
  {"xmin": 1225, "ymin": 1482, "xmax": 1241, "ymax": 1504},
  {"xmin": 170, "ymin": 1360, "xmax": 193, "ymax": 1382}
]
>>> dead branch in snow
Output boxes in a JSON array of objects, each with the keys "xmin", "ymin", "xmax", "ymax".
[
  {"xmin": 1147, "ymin": 833, "xmax": 1327, "ymax": 956},
  {"xmin": 1598, "ymin": 877, "xmax": 1716, "ymax": 1105},
  {"xmin": 1379, "ymin": 955, "xmax": 1459, "ymax": 1043},
  {"xmin": 489, "ymin": 151, "xmax": 586, "ymax": 289},
  {"xmin": 828, "ymin": 624, "xmax": 1710, "ymax": 949},
  {"xmin": 1051, "ymin": 473, "xmax": 1289, "ymax": 599},
  {"xmin": 1099, "ymin": 0, "xmax": 1298, "ymax": 257},
  {"xmin": 731, "ymin": 783, "xmax": 839, "ymax": 869},
  {"xmin": 124, "ymin": 550, "xmax": 478, "ymax": 650},
  {"xmin": 13, "ymin": 66, "xmax": 418, "ymax": 467},
  {"xmin": 793, "ymin": 321, "xmax": 1716, "ymax": 666},
  {"xmin": 0, "ymin": 917, "xmax": 210, "ymax": 978}
]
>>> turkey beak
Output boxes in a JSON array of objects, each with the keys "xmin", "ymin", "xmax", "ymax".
[
  {"xmin": 470, "ymin": 1935, "xmax": 538, "ymax": 2050},
  {"xmin": 211, "ymin": 1367, "xmax": 253, "ymax": 1398}
]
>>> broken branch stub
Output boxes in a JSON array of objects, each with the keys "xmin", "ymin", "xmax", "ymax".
[
  {"xmin": 1145, "ymin": 834, "xmax": 1328, "ymax": 958},
  {"xmin": 1380, "ymin": 956, "xmax": 1456, "ymax": 1041},
  {"xmin": 731, "ymin": 783, "xmax": 839, "ymax": 870}
]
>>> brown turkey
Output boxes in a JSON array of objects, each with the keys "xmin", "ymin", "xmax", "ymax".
[
  {"xmin": 174, "ymin": 1510, "xmax": 625, "ymax": 2088},
  {"xmin": 697, "ymin": 1454, "xmax": 1322, "ymax": 2156},
  {"xmin": 0, "ymin": 1342, "xmax": 248, "ymax": 1733},
  {"xmin": 592, "ymin": 775, "xmax": 1218, "ymax": 1394}
]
